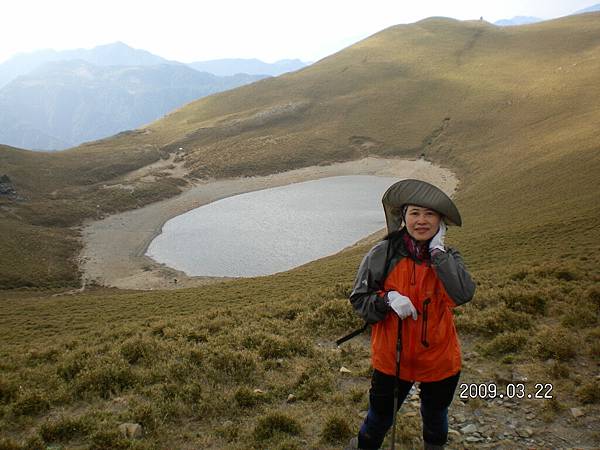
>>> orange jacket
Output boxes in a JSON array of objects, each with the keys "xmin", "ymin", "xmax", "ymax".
[{"xmin": 350, "ymin": 230, "xmax": 475, "ymax": 382}]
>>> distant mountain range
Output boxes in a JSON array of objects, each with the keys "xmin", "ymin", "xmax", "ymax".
[
  {"xmin": 0, "ymin": 42, "xmax": 174, "ymax": 89},
  {"xmin": 0, "ymin": 59, "xmax": 266, "ymax": 150},
  {"xmin": 494, "ymin": 16, "xmax": 542, "ymax": 26},
  {"xmin": 0, "ymin": 42, "xmax": 309, "ymax": 150},
  {"xmin": 188, "ymin": 58, "xmax": 307, "ymax": 77},
  {"xmin": 0, "ymin": 42, "xmax": 309, "ymax": 89},
  {"xmin": 494, "ymin": 3, "xmax": 600, "ymax": 26},
  {"xmin": 574, "ymin": 3, "xmax": 600, "ymax": 14}
]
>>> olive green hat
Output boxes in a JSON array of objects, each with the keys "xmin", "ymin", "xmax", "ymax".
[{"xmin": 382, "ymin": 179, "xmax": 462, "ymax": 233}]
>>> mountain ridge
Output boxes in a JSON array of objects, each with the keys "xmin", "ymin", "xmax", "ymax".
[
  {"xmin": 0, "ymin": 41, "xmax": 175, "ymax": 88},
  {"xmin": 0, "ymin": 59, "xmax": 267, "ymax": 150},
  {"xmin": 0, "ymin": 42, "xmax": 309, "ymax": 88}
]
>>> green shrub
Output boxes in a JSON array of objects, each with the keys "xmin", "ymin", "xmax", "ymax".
[
  {"xmin": 456, "ymin": 305, "xmax": 532, "ymax": 336},
  {"xmin": 128, "ymin": 400, "xmax": 160, "ymax": 431},
  {"xmin": 532, "ymin": 326, "xmax": 577, "ymax": 360},
  {"xmin": 27, "ymin": 348, "xmax": 60, "ymax": 365},
  {"xmin": 89, "ymin": 430, "xmax": 132, "ymax": 450},
  {"xmin": 188, "ymin": 348, "xmax": 205, "ymax": 366},
  {"xmin": 205, "ymin": 316, "xmax": 235, "ymax": 334},
  {"xmin": 258, "ymin": 335, "xmax": 312, "ymax": 359},
  {"xmin": 503, "ymin": 292, "xmax": 547, "ymax": 315},
  {"xmin": 481, "ymin": 331, "xmax": 529, "ymax": 356},
  {"xmin": 295, "ymin": 367, "xmax": 333, "ymax": 400},
  {"xmin": 387, "ymin": 413, "xmax": 421, "ymax": 447},
  {"xmin": 0, "ymin": 439, "xmax": 20, "ymax": 450},
  {"xmin": 584, "ymin": 328, "xmax": 600, "ymax": 359},
  {"xmin": 184, "ymin": 328, "xmax": 208, "ymax": 343},
  {"xmin": 180, "ymin": 382, "xmax": 203, "ymax": 405},
  {"xmin": 0, "ymin": 379, "xmax": 17, "ymax": 404},
  {"xmin": 215, "ymin": 421, "xmax": 239, "ymax": 442},
  {"xmin": 253, "ymin": 413, "xmax": 302, "ymax": 441},
  {"xmin": 74, "ymin": 359, "xmax": 136, "ymax": 399},
  {"xmin": 12, "ymin": 392, "xmax": 50, "ymax": 416},
  {"xmin": 258, "ymin": 336, "xmax": 294, "ymax": 359},
  {"xmin": 120, "ymin": 337, "xmax": 157, "ymax": 364},
  {"xmin": 166, "ymin": 358, "xmax": 197, "ymax": 383},
  {"xmin": 576, "ymin": 381, "xmax": 600, "ymax": 404},
  {"xmin": 265, "ymin": 302, "xmax": 304, "ymax": 322},
  {"xmin": 535, "ymin": 264, "xmax": 579, "ymax": 281},
  {"xmin": 159, "ymin": 382, "xmax": 182, "ymax": 401},
  {"xmin": 207, "ymin": 350, "xmax": 257, "ymax": 383},
  {"xmin": 586, "ymin": 285, "xmax": 600, "ymax": 307},
  {"xmin": 349, "ymin": 387, "xmax": 365, "ymax": 403},
  {"xmin": 320, "ymin": 415, "xmax": 353, "ymax": 443},
  {"xmin": 561, "ymin": 302, "xmax": 598, "ymax": 328},
  {"xmin": 540, "ymin": 397, "xmax": 564, "ymax": 422},
  {"xmin": 301, "ymin": 298, "xmax": 362, "ymax": 335},
  {"xmin": 20, "ymin": 435, "xmax": 45, "ymax": 450},
  {"xmin": 330, "ymin": 282, "xmax": 353, "ymax": 299},
  {"xmin": 547, "ymin": 360, "xmax": 570, "ymax": 379},
  {"xmin": 509, "ymin": 270, "xmax": 528, "ymax": 281},
  {"xmin": 240, "ymin": 331, "xmax": 269, "ymax": 350},
  {"xmin": 234, "ymin": 386, "xmax": 263, "ymax": 408},
  {"xmin": 555, "ymin": 270, "xmax": 577, "ymax": 281},
  {"xmin": 57, "ymin": 351, "xmax": 89, "ymax": 381},
  {"xmin": 150, "ymin": 322, "xmax": 170, "ymax": 338},
  {"xmin": 39, "ymin": 416, "xmax": 91, "ymax": 442}
]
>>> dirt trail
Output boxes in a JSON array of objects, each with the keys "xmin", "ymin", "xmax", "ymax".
[{"xmin": 78, "ymin": 157, "xmax": 457, "ymax": 290}]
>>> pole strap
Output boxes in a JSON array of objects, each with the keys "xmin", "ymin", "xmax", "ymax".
[{"xmin": 335, "ymin": 323, "xmax": 368, "ymax": 346}]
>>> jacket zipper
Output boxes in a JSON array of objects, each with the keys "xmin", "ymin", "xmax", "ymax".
[{"xmin": 421, "ymin": 298, "xmax": 431, "ymax": 348}]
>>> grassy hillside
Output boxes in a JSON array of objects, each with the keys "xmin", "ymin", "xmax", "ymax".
[
  {"xmin": 0, "ymin": 13, "xmax": 599, "ymax": 448},
  {"xmin": 2, "ymin": 14, "xmax": 599, "ymax": 287},
  {"xmin": 0, "ymin": 243, "xmax": 598, "ymax": 448},
  {"xmin": 0, "ymin": 139, "xmax": 181, "ymax": 287}
]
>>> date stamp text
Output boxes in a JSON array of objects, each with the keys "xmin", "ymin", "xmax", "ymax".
[{"xmin": 459, "ymin": 383, "xmax": 553, "ymax": 400}]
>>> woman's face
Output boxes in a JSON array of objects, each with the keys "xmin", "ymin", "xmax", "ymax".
[{"xmin": 404, "ymin": 205, "xmax": 442, "ymax": 241}]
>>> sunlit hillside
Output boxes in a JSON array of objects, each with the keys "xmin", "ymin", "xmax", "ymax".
[
  {"xmin": 0, "ymin": 13, "xmax": 599, "ymax": 449},
  {"xmin": 2, "ymin": 14, "xmax": 599, "ymax": 287}
]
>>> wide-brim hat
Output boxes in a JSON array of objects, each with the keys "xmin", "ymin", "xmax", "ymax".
[{"xmin": 382, "ymin": 179, "xmax": 462, "ymax": 233}]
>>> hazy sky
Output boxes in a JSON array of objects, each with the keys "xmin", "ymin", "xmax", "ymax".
[{"xmin": 0, "ymin": 0, "xmax": 595, "ymax": 64}]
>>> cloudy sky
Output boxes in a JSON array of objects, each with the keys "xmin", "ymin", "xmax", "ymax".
[{"xmin": 0, "ymin": 0, "xmax": 595, "ymax": 64}]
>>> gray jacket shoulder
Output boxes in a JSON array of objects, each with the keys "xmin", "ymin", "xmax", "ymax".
[
  {"xmin": 348, "ymin": 240, "xmax": 392, "ymax": 324},
  {"xmin": 431, "ymin": 247, "xmax": 476, "ymax": 305}
]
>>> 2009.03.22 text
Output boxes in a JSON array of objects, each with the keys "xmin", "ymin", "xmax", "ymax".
[{"xmin": 459, "ymin": 383, "xmax": 553, "ymax": 399}]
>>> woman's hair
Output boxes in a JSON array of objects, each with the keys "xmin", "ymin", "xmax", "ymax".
[
  {"xmin": 383, "ymin": 228, "xmax": 404, "ymax": 243},
  {"xmin": 383, "ymin": 205, "xmax": 408, "ymax": 242}
]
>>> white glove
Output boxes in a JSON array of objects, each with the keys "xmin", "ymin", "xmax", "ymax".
[
  {"xmin": 429, "ymin": 221, "xmax": 447, "ymax": 254},
  {"xmin": 387, "ymin": 291, "xmax": 417, "ymax": 320}
]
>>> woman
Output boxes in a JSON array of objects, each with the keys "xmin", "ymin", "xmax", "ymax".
[{"xmin": 346, "ymin": 179, "xmax": 476, "ymax": 450}]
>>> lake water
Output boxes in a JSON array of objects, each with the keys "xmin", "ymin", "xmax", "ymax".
[{"xmin": 146, "ymin": 175, "xmax": 398, "ymax": 277}]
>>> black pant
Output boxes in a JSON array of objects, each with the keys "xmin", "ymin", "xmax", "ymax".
[{"xmin": 358, "ymin": 370, "xmax": 460, "ymax": 449}]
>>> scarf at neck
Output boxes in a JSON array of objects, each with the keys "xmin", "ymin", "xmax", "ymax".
[{"xmin": 402, "ymin": 230, "xmax": 431, "ymax": 262}]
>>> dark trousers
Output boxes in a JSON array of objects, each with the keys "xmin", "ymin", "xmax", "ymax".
[{"xmin": 358, "ymin": 369, "xmax": 460, "ymax": 449}]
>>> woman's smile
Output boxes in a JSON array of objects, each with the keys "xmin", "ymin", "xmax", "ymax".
[{"xmin": 404, "ymin": 205, "xmax": 441, "ymax": 241}]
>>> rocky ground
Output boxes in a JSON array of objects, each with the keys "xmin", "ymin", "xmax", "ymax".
[{"xmin": 380, "ymin": 349, "xmax": 600, "ymax": 449}]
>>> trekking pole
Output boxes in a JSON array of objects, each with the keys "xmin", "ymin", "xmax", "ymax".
[{"xmin": 391, "ymin": 315, "xmax": 403, "ymax": 450}]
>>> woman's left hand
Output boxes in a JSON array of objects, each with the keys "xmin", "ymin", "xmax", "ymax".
[{"xmin": 429, "ymin": 221, "xmax": 447, "ymax": 254}]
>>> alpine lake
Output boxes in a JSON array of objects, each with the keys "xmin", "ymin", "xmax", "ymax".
[{"xmin": 146, "ymin": 175, "xmax": 397, "ymax": 277}]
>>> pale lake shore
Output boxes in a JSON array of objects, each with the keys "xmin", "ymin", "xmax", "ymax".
[{"xmin": 78, "ymin": 157, "xmax": 458, "ymax": 290}]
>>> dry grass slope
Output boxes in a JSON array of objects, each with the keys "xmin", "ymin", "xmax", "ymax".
[{"xmin": 0, "ymin": 13, "xmax": 599, "ymax": 448}]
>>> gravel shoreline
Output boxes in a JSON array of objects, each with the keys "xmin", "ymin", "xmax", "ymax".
[{"xmin": 78, "ymin": 157, "xmax": 457, "ymax": 290}]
